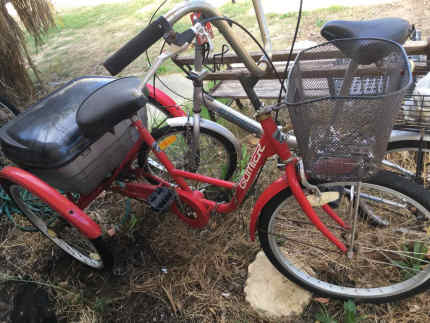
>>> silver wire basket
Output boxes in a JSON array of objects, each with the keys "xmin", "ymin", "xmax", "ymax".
[{"xmin": 286, "ymin": 38, "xmax": 412, "ymax": 181}]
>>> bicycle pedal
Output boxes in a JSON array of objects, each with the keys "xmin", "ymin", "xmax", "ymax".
[
  {"xmin": 306, "ymin": 192, "xmax": 340, "ymax": 207},
  {"xmin": 147, "ymin": 187, "xmax": 176, "ymax": 213}
]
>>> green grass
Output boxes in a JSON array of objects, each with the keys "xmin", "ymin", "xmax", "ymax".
[
  {"xmin": 27, "ymin": 0, "xmax": 153, "ymax": 52},
  {"xmin": 343, "ymin": 300, "xmax": 365, "ymax": 323},
  {"xmin": 155, "ymin": 61, "xmax": 181, "ymax": 75},
  {"xmin": 56, "ymin": 0, "xmax": 147, "ymax": 30},
  {"xmin": 315, "ymin": 301, "xmax": 365, "ymax": 323},
  {"xmin": 325, "ymin": 5, "xmax": 347, "ymax": 13},
  {"xmin": 27, "ymin": 0, "xmax": 352, "ymax": 82},
  {"xmin": 315, "ymin": 304, "xmax": 338, "ymax": 323},
  {"xmin": 24, "ymin": 0, "xmax": 379, "ymax": 86},
  {"xmin": 316, "ymin": 17, "xmax": 326, "ymax": 28},
  {"xmin": 220, "ymin": 1, "xmax": 251, "ymax": 18},
  {"xmin": 391, "ymin": 242, "xmax": 428, "ymax": 279},
  {"xmin": 280, "ymin": 12, "xmax": 296, "ymax": 19}
]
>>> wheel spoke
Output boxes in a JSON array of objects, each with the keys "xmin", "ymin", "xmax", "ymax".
[{"xmin": 8, "ymin": 184, "xmax": 104, "ymax": 269}]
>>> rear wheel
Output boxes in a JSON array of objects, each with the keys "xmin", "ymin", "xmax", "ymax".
[
  {"xmin": 1, "ymin": 180, "xmax": 113, "ymax": 270},
  {"xmin": 384, "ymin": 140, "xmax": 430, "ymax": 188},
  {"xmin": 258, "ymin": 171, "xmax": 430, "ymax": 302},
  {"xmin": 140, "ymin": 125, "xmax": 237, "ymax": 198}
]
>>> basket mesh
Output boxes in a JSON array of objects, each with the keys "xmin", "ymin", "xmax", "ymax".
[{"xmin": 286, "ymin": 38, "xmax": 411, "ymax": 181}]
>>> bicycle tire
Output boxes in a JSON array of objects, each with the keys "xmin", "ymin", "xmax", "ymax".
[
  {"xmin": 139, "ymin": 125, "xmax": 237, "ymax": 195},
  {"xmin": 258, "ymin": 171, "xmax": 430, "ymax": 303},
  {"xmin": 385, "ymin": 140, "xmax": 430, "ymax": 187},
  {"xmin": 1, "ymin": 180, "xmax": 113, "ymax": 270}
]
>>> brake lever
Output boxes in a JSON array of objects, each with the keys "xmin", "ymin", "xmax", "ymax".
[{"xmin": 192, "ymin": 23, "xmax": 214, "ymax": 56}]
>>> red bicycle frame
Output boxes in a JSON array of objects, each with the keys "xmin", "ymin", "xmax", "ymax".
[
  {"xmin": 1, "ymin": 111, "xmax": 349, "ymax": 252},
  {"xmin": 115, "ymin": 112, "xmax": 348, "ymax": 251}
]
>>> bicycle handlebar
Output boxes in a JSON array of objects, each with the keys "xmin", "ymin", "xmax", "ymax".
[{"xmin": 103, "ymin": 16, "xmax": 171, "ymax": 76}]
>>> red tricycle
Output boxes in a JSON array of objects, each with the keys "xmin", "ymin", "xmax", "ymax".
[{"xmin": 1, "ymin": 16, "xmax": 429, "ymax": 304}]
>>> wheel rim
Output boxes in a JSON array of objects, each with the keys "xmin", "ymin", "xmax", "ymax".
[
  {"xmin": 266, "ymin": 182, "xmax": 430, "ymax": 299},
  {"xmin": 10, "ymin": 185, "xmax": 103, "ymax": 269}
]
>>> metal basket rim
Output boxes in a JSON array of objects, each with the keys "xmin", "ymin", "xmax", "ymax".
[{"xmin": 284, "ymin": 37, "xmax": 412, "ymax": 106}]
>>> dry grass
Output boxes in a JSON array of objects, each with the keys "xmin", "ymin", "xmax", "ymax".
[
  {"xmin": 2, "ymin": 150, "xmax": 430, "ymax": 322},
  {"xmin": 385, "ymin": 150, "xmax": 430, "ymax": 186},
  {"xmin": 0, "ymin": 0, "xmax": 54, "ymax": 103},
  {"xmin": 2, "ymin": 152, "xmax": 430, "ymax": 322}
]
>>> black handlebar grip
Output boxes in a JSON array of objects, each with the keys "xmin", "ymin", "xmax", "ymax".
[{"xmin": 103, "ymin": 16, "xmax": 170, "ymax": 75}]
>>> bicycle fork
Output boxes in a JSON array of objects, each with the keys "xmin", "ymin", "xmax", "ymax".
[
  {"xmin": 257, "ymin": 113, "xmax": 349, "ymax": 252},
  {"xmin": 285, "ymin": 161, "xmax": 348, "ymax": 252}
]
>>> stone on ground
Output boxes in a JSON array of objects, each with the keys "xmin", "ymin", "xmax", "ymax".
[{"xmin": 244, "ymin": 251, "xmax": 312, "ymax": 319}]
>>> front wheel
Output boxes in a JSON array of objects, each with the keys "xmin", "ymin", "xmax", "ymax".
[
  {"xmin": 258, "ymin": 171, "xmax": 430, "ymax": 303},
  {"xmin": 1, "ymin": 180, "xmax": 113, "ymax": 270}
]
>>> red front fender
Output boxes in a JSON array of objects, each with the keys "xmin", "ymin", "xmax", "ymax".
[
  {"xmin": 0, "ymin": 166, "xmax": 102, "ymax": 239},
  {"xmin": 249, "ymin": 175, "xmax": 288, "ymax": 241}
]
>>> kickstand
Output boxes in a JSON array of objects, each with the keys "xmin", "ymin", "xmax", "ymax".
[{"xmin": 348, "ymin": 182, "xmax": 362, "ymax": 259}]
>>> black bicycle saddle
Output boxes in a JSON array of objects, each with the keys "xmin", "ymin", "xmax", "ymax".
[
  {"xmin": 321, "ymin": 18, "xmax": 411, "ymax": 65},
  {"xmin": 321, "ymin": 18, "xmax": 411, "ymax": 44},
  {"xmin": 0, "ymin": 76, "xmax": 146, "ymax": 169}
]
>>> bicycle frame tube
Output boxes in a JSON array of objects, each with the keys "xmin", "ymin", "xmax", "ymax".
[
  {"xmin": 202, "ymin": 93, "xmax": 299, "ymax": 148},
  {"xmin": 217, "ymin": 129, "xmax": 279, "ymax": 213},
  {"xmin": 203, "ymin": 93, "xmax": 264, "ymax": 136},
  {"xmin": 71, "ymin": 113, "xmax": 346, "ymax": 251}
]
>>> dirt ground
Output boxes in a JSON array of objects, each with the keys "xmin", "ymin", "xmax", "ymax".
[{"xmin": 2, "ymin": 0, "xmax": 430, "ymax": 323}]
